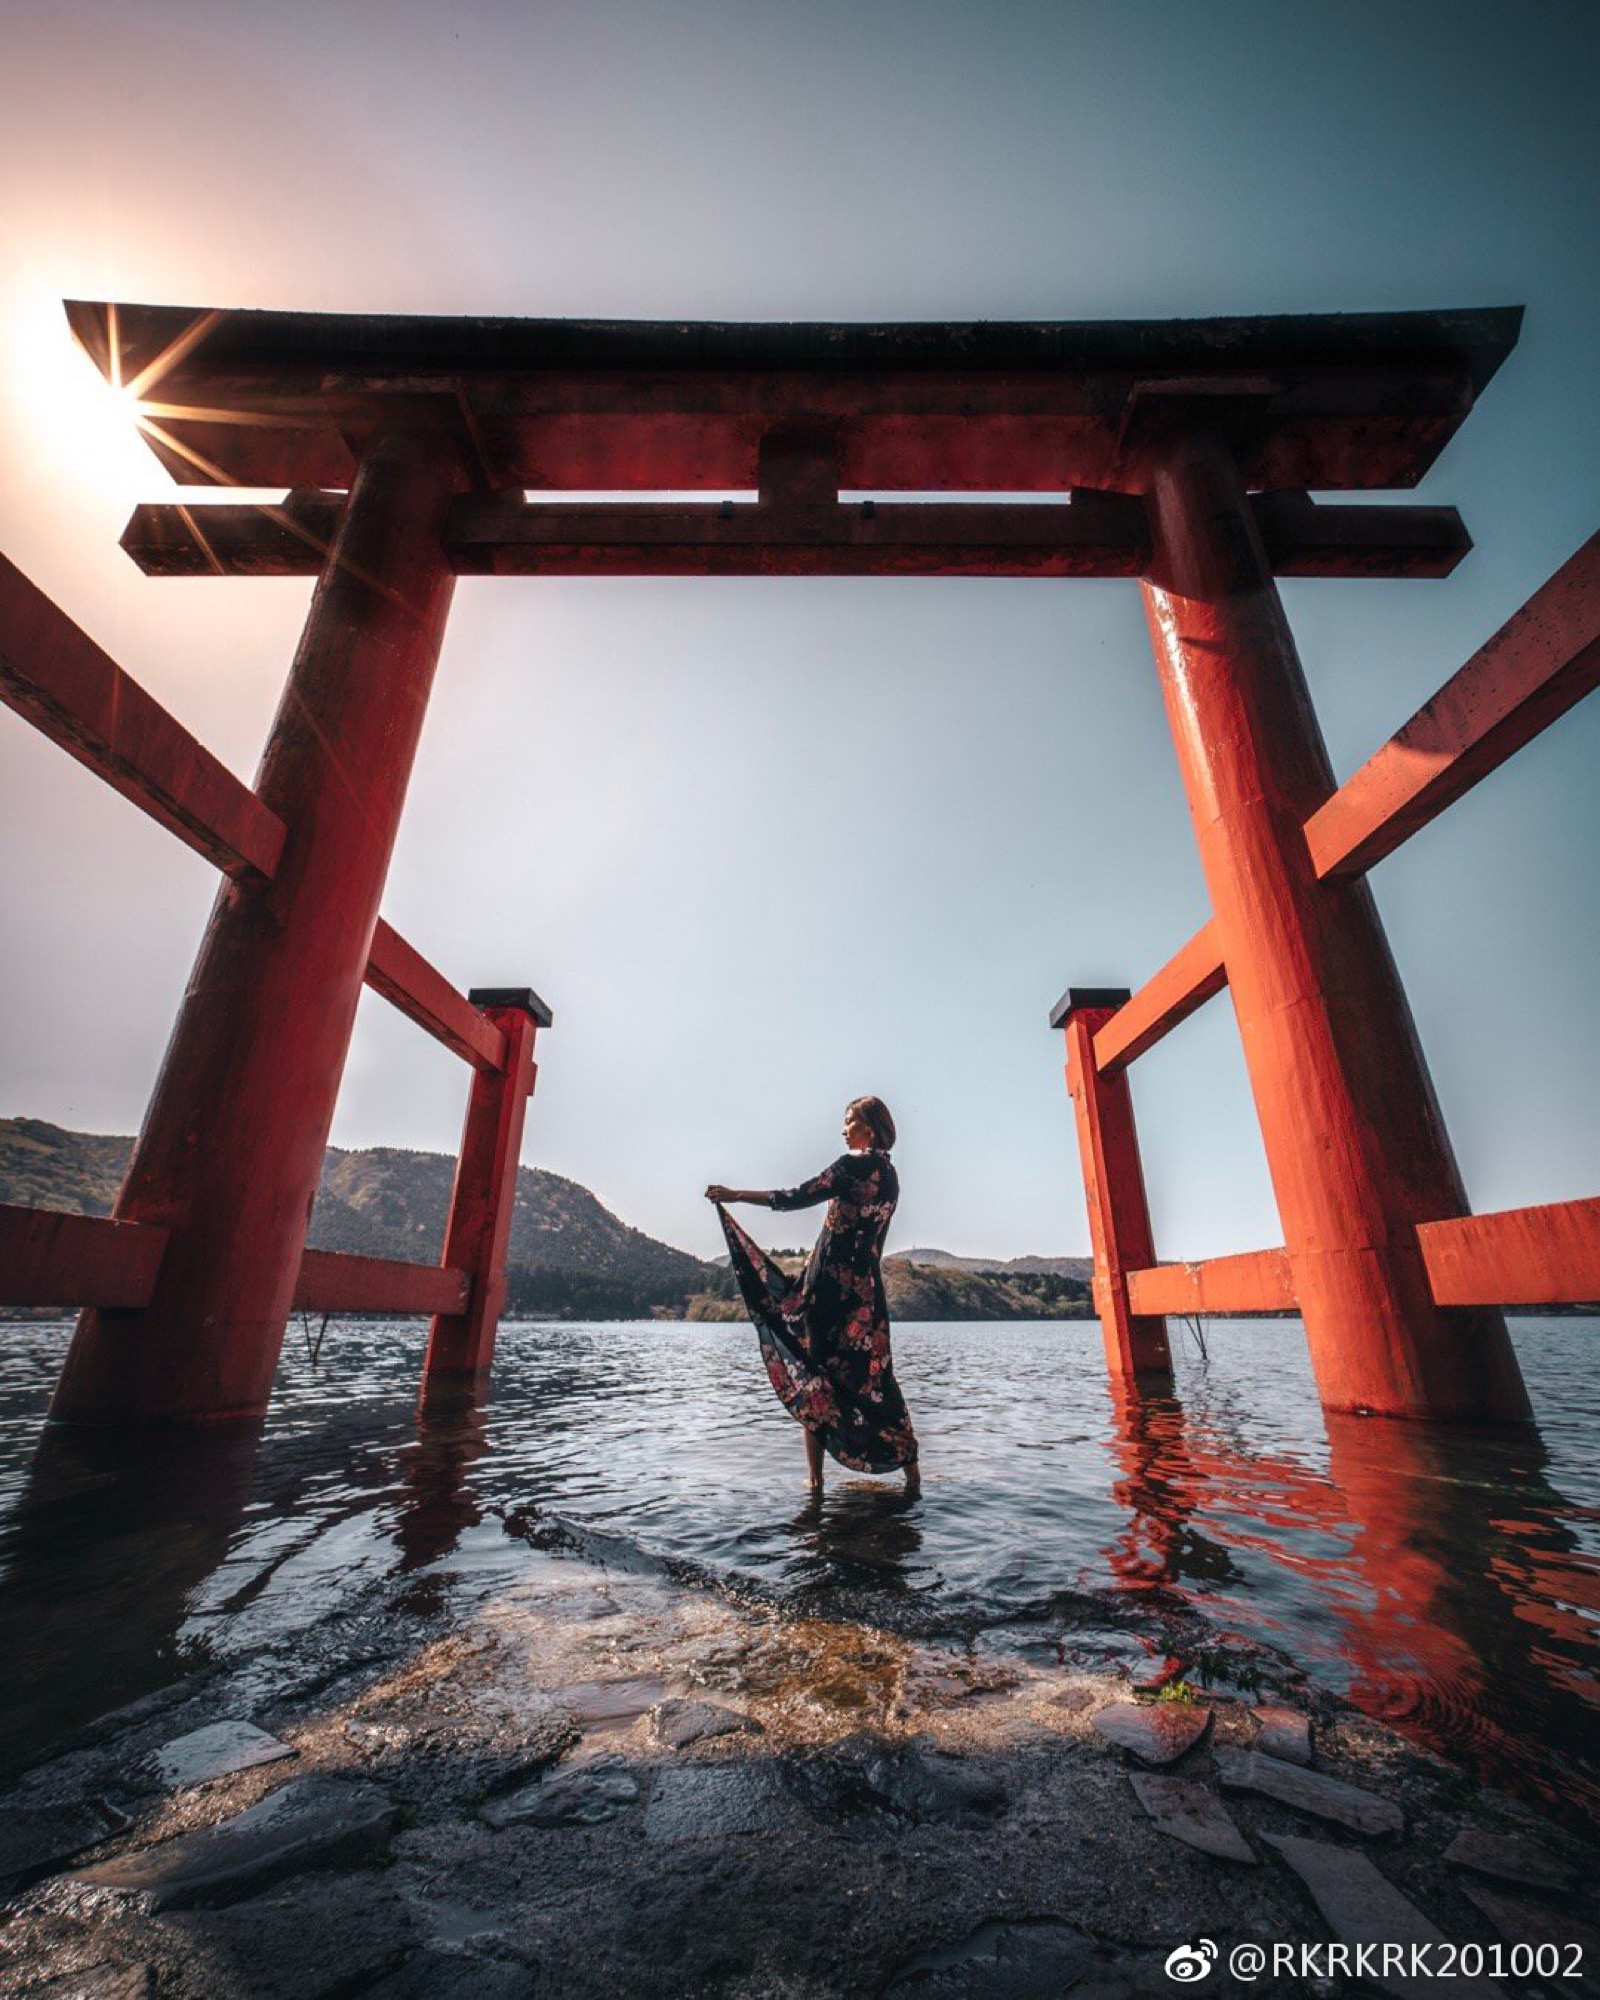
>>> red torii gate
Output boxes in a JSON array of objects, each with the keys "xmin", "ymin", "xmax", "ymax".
[{"xmin": 3, "ymin": 300, "xmax": 1594, "ymax": 1427}]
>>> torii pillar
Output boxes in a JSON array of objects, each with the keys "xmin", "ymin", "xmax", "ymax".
[
  {"xmin": 52, "ymin": 428, "xmax": 461, "ymax": 1425},
  {"xmin": 1137, "ymin": 422, "xmax": 1529, "ymax": 1422}
]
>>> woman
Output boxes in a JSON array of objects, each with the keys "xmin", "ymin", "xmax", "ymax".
[{"xmin": 706, "ymin": 1096, "xmax": 920, "ymax": 1498}]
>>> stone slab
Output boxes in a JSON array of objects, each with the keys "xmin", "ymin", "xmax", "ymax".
[
  {"xmin": 481, "ymin": 1764, "xmax": 640, "ymax": 1829},
  {"xmin": 1128, "ymin": 1773, "xmax": 1255, "ymax": 1864},
  {"xmin": 643, "ymin": 1762, "xmax": 797, "ymax": 1843},
  {"xmin": 152, "ymin": 1720, "xmax": 296, "ymax": 1789},
  {"xmin": 1092, "ymin": 1700, "xmax": 1211, "ymax": 1767},
  {"xmin": 1444, "ymin": 1826, "xmax": 1574, "ymax": 1893},
  {"xmin": 1252, "ymin": 1703, "xmax": 1312, "ymax": 1766},
  {"xmin": 1215, "ymin": 1746, "xmax": 1402, "ymax": 1837},
  {"xmin": 649, "ymin": 1697, "xmax": 761, "ymax": 1749},
  {"xmin": 66, "ymin": 1777, "xmax": 398, "ymax": 1912},
  {"xmin": 1265, "ymin": 1833, "xmax": 1503, "ymax": 1999},
  {"xmin": 0, "ymin": 1798, "xmax": 130, "ymax": 1891}
]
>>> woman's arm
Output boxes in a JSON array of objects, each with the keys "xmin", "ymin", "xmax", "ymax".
[{"xmin": 705, "ymin": 1185, "xmax": 772, "ymax": 1206}]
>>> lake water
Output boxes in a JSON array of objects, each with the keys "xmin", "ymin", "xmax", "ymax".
[{"xmin": 1, "ymin": 1315, "xmax": 1595, "ymax": 1823}]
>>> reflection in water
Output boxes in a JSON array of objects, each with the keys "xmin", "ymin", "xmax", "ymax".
[
  {"xmin": 0, "ymin": 1317, "xmax": 1593, "ymax": 1824},
  {"xmin": 1101, "ymin": 1386, "xmax": 1600, "ymax": 1822},
  {"xmin": 0, "ymin": 1421, "xmax": 263, "ymax": 1771}
]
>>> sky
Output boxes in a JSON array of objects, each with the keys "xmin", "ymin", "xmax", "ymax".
[{"xmin": 0, "ymin": 0, "xmax": 1596, "ymax": 1264}]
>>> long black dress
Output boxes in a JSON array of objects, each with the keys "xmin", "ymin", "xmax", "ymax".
[{"xmin": 717, "ymin": 1150, "xmax": 918, "ymax": 1475}]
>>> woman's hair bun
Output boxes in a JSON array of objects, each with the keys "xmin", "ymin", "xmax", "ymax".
[{"xmin": 848, "ymin": 1095, "xmax": 896, "ymax": 1150}]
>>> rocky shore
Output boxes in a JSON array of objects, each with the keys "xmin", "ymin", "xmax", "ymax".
[{"xmin": 2, "ymin": 1518, "xmax": 1596, "ymax": 2000}]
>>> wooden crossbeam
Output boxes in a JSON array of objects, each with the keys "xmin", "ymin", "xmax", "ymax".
[
  {"xmin": 1092, "ymin": 922, "xmax": 1227, "ymax": 1074},
  {"xmin": 0, "ymin": 1205, "xmax": 168, "ymax": 1309},
  {"xmin": 1306, "ymin": 529, "xmax": 1600, "ymax": 879},
  {"xmin": 118, "ymin": 492, "xmax": 1471, "ymax": 582},
  {"xmin": 1419, "ymin": 1197, "xmax": 1600, "ymax": 1308},
  {"xmin": 1125, "ymin": 1248, "xmax": 1297, "ymax": 1317},
  {"xmin": 0, "ymin": 552, "xmax": 286, "ymax": 881},
  {"xmin": 294, "ymin": 1249, "xmax": 471, "ymax": 1316}
]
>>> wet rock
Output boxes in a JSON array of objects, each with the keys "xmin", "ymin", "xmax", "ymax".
[
  {"xmin": 784, "ymin": 1732, "xmax": 1006, "ymax": 1827},
  {"xmin": 1092, "ymin": 1700, "xmax": 1211, "ymax": 1767},
  {"xmin": 548, "ymin": 1676, "xmax": 665, "ymax": 1738},
  {"xmin": 481, "ymin": 1764, "xmax": 640, "ymax": 1829},
  {"xmin": 1251, "ymin": 1703, "xmax": 1311, "ymax": 1766},
  {"xmin": 649, "ymin": 1697, "xmax": 761, "ymax": 1749},
  {"xmin": 1215, "ymin": 1747, "xmax": 1402, "ymax": 1837},
  {"xmin": 0, "ymin": 1797, "xmax": 130, "ymax": 1893},
  {"xmin": 881, "ymin": 1916, "xmax": 1098, "ymax": 1998},
  {"xmin": 643, "ymin": 1762, "xmax": 799, "ymax": 1842},
  {"xmin": 62, "ymin": 1777, "xmax": 398, "ymax": 1912},
  {"xmin": 360, "ymin": 1948, "xmax": 540, "ymax": 1999},
  {"xmin": 155, "ymin": 1869, "xmax": 415, "ymax": 1999},
  {"xmin": 150, "ymin": 1720, "xmax": 296, "ymax": 1789},
  {"xmin": 896, "ymin": 1648, "xmax": 1023, "ymax": 1713},
  {"xmin": 1128, "ymin": 1773, "xmax": 1255, "ymax": 1864},
  {"xmin": 1443, "ymin": 1826, "xmax": 1574, "ymax": 1893},
  {"xmin": 1264, "ymin": 1832, "xmax": 1503, "ymax": 2000}
]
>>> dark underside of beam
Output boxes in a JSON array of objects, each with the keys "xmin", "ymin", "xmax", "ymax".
[
  {"xmin": 68, "ymin": 300, "xmax": 1521, "ymax": 493},
  {"xmin": 119, "ymin": 491, "xmax": 1470, "ymax": 580}
]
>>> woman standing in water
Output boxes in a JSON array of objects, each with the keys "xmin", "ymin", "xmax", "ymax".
[{"xmin": 706, "ymin": 1096, "xmax": 920, "ymax": 1498}]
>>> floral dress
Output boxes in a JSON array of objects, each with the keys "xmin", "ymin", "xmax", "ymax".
[{"xmin": 717, "ymin": 1151, "xmax": 918, "ymax": 1475}]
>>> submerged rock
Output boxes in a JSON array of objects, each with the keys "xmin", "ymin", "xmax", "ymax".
[
  {"xmin": 150, "ymin": 1720, "xmax": 296, "ymax": 1790},
  {"xmin": 648, "ymin": 1697, "xmax": 760, "ymax": 1749}
]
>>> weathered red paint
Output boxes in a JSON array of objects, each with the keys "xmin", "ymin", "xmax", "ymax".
[
  {"xmin": 295, "ymin": 1250, "xmax": 470, "ymax": 1318},
  {"xmin": 366, "ymin": 920, "xmax": 508, "ymax": 1073},
  {"xmin": 421, "ymin": 1006, "xmax": 539, "ymax": 1395},
  {"xmin": 0, "ymin": 1204, "xmax": 168, "ymax": 1309},
  {"xmin": 1419, "ymin": 1196, "xmax": 1600, "ymax": 1308},
  {"xmin": 51, "ymin": 430, "xmax": 460, "ymax": 1424},
  {"xmin": 1138, "ymin": 426, "xmax": 1529, "ymax": 1422},
  {"xmin": 1125, "ymin": 1248, "xmax": 1296, "ymax": 1318},
  {"xmin": 1059, "ymin": 999, "xmax": 1173, "ymax": 1386}
]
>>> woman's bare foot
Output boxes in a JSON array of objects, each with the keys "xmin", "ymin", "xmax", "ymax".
[
  {"xmin": 903, "ymin": 1459, "xmax": 921, "ymax": 1499},
  {"xmin": 804, "ymin": 1427, "xmax": 825, "ymax": 1493}
]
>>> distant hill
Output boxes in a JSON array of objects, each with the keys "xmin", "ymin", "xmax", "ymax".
[
  {"xmin": 0, "ymin": 1118, "xmax": 712, "ymax": 1316},
  {"xmin": 0, "ymin": 1119, "xmax": 1096, "ymax": 1322},
  {"xmin": 892, "ymin": 1247, "xmax": 1094, "ymax": 1282}
]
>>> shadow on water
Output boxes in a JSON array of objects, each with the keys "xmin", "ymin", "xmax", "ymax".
[
  {"xmin": 1100, "ymin": 1384, "xmax": 1600, "ymax": 1822},
  {"xmin": 0, "ymin": 1419, "xmax": 264, "ymax": 1774}
]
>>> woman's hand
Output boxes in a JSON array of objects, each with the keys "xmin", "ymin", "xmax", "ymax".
[
  {"xmin": 706, "ymin": 1185, "xmax": 766, "ymax": 1205},
  {"xmin": 705, "ymin": 1184, "xmax": 732, "ymax": 1204}
]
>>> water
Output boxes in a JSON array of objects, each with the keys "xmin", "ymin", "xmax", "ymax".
[{"xmin": 1, "ymin": 1316, "xmax": 1596, "ymax": 1822}]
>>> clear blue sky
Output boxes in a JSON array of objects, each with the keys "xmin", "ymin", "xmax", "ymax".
[{"xmin": 0, "ymin": 0, "xmax": 1596, "ymax": 1261}]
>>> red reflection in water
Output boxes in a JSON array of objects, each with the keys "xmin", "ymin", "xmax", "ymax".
[{"xmin": 1102, "ymin": 1386, "xmax": 1600, "ymax": 1826}]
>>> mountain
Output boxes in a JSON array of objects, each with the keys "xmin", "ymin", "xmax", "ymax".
[
  {"xmin": 0, "ymin": 1118, "xmax": 712, "ymax": 1314},
  {"xmin": 891, "ymin": 1247, "xmax": 1094, "ymax": 1282}
]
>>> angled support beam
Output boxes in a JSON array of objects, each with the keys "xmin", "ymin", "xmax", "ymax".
[
  {"xmin": 0, "ymin": 552, "xmax": 286, "ymax": 881},
  {"xmin": 0, "ymin": 1205, "xmax": 168, "ymax": 1310},
  {"xmin": 118, "ymin": 492, "xmax": 1469, "ymax": 582},
  {"xmin": 1092, "ymin": 921, "xmax": 1227, "ymax": 1074},
  {"xmin": 1306, "ymin": 529, "xmax": 1600, "ymax": 880},
  {"xmin": 1052, "ymin": 989, "xmax": 1173, "ymax": 1390},
  {"xmin": 1419, "ymin": 1197, "xmax": 1600, "ymax": 1309},
  {"xmin": 365, "ymin": 921, "xmax": 508, "ymax": 1073},
  {"xmin": 1125, "ymin": 1248, "xmax": 1296, "ymax": 1317}
]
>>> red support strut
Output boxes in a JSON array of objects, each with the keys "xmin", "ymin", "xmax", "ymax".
[
  {"xmin": 52, "ymin": 429, "xmax": 461, "ymax": 1424},
  {"xmin": 1055, "ymin": 989, "xmax": 1173, "ymax": 1390},
  {"xmin": 421, "ymin": 990, "xmax": 549, "ymax": 1403},
  {"xmin": 1137, "ymin": 426, "xmax": 1530, "ymax": 1422}
]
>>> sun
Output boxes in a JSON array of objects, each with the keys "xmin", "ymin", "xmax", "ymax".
[{"xmin": 5, "ymin": 283, "xmax": 156, "ymax": 502}]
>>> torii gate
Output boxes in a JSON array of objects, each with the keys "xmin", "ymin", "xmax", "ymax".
[{"xmin": 4, "ymin": 301, "xmax": 1596, "ymax": 1429}]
